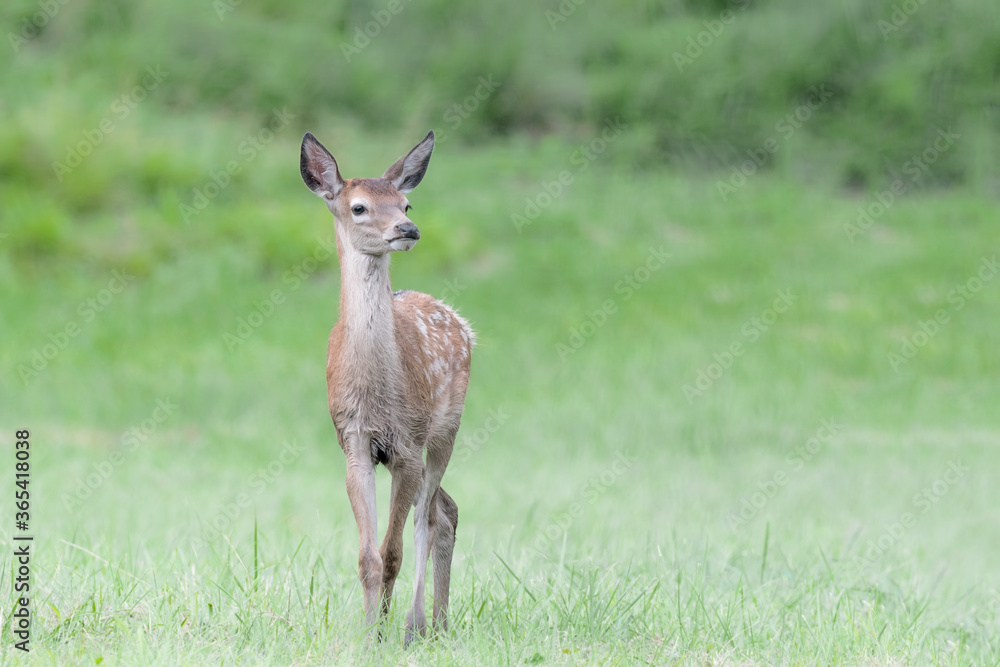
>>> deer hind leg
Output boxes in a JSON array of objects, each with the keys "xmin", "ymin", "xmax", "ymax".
[
  {"xmin": 431, "ymin": 486, "xmax": 458, "ymax": 634},
  {"xmin": 379, "ymin": 452, "xmax": 422, "ymax": 621},
  {"xmin": 405, "ymin": 440, "xmax": 453, "ymax": 646}
]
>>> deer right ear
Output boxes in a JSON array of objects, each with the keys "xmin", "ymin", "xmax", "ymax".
[
  {"xmin": 382, "ymin": 130, "xmax": 434, "ymax": 193},
  {"xmin": 300, "ymin": 132, "xmax": 344, "ymax": 199}
]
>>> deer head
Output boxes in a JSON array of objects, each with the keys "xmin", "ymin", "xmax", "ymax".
[{"xmin": 300, "ymin": 131, "xmax": 435, "ymax": 255}]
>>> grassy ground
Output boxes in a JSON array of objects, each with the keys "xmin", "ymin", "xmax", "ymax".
[{"xmin": 1, "ymin": 120, "xmax": 999, "ymax": 664}]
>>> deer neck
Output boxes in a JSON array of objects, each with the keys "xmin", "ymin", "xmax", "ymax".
[{"xmin": 335, "ymin": 224, "xmax": 401, "ymax": 377}]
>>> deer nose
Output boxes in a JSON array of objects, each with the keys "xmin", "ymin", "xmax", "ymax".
[{"xmin": 396, "ymin": 221, "xmax": 420, "ymax": 240}]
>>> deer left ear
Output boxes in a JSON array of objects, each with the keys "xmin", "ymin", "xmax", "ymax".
[
  {"xmin": 301, "ymin": 132, "xmax": 345, "ymax": 199},
  {"xmin": 382, "ymin": 131, "xmax": 434, "ymax": 193}
]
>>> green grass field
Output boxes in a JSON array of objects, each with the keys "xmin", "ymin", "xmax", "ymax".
[
  {"xmin": 2, "ymin": 125, "xmax": 999, "ymax": 663},
  {"xmin": 3, "ymin": 0, "xmax": 1000, "ymax": 663}
]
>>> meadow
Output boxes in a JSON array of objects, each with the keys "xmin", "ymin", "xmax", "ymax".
[{"xmin": 2, "ymin": 0, "xmax": 1000, "ymax": 664}]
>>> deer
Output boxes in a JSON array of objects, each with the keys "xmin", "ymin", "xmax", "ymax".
[{"xmin": 299, "ymin": 130, "xmax": 474, "ymax": 645}]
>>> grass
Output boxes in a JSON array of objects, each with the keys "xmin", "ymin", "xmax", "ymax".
[{"xmin": 1, "ymin": 114, "xmax": 999, "ymax": 664}]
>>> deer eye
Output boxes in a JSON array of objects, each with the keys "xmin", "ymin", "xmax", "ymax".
[
  {"xmin": 405, "ymin": 204, "xmax": 412, "ymax": 213},
  {"xmin": 351, "ymin": 205, "xmax": 366, "ymax": 216}
]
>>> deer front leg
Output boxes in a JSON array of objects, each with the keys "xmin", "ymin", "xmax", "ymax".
[
  {"xmin": 379, "ymin": 454, "xmax": 422, "ymax": 618},
  {"xmin": 343, "ymin": 432, "xmax": 381, "ymax": 632}
]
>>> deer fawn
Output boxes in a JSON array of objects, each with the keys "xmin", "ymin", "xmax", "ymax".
[{"xmin": 299, "ymin": 130, "xmax": 474, "ymax": 644}]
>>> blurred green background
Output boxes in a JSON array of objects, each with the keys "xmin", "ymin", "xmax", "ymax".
[{"xmin": 1, "ymin": 0, "xmax": 999, "ymax": 664}]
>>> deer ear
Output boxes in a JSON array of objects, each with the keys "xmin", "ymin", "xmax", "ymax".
[
  {"xmin": 382, "ymin": 131, "xmax": 434, "ymax": 193},
  {"xmin": 300, "ymin": 132, "xmax": 344, "ymax": 199}
]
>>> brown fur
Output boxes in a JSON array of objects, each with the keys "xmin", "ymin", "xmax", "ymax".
[{"xmin": 300, "ymin": 130, "xmax": 473, "ymax": 644}]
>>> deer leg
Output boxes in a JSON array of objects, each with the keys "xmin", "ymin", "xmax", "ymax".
[
  {"xmin": 379, "ymin": 454, "xmax": 422, "ymax": 620},
  {"xmin": 343, "ymin": 432, "xmax": 381, "ymax": 632},
  {"xmin": 431, "ymin": 486, "xmax": 458, "ymax": 634},
  {"xmin": 405, "ymin": 442, "xmax": 453, "ymax": 646}
]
